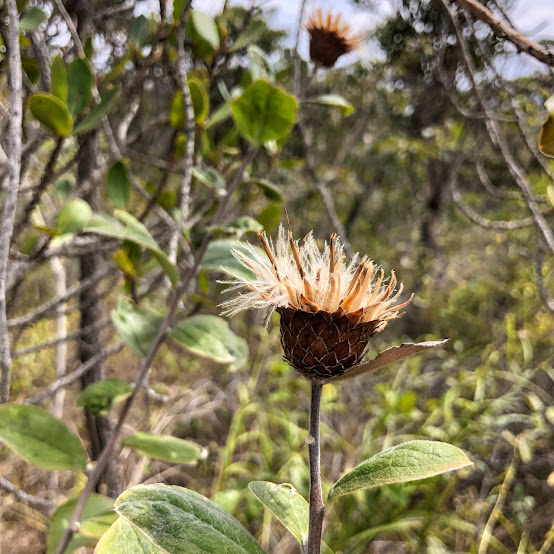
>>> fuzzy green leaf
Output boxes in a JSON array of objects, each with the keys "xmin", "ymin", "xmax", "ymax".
[
  {"xmin": 121, "ymin": 432, "xmax": 203, "ymax": 463},
  {"xmin": 248, "ymin": 482, "xmax": 309, "ymax": 545},
  {"xmin": 170, "ymin": 315, "xmax": 248, "ymax": 369},
  {"xmin": 328, "ymin": 440, "xmax": 473, "ymax": 499},
  {"xmin": 114, "ymin": 484, "xmax": 265, "ymax": 554},
  {"xmin": 111, "ymin": 299, "xmax": 164, "ymax": 358},
  {"xmin": 94, "ymin": 517, "xmax": 164, "ymax": 553},
  {"xmin": 0, "ymin": 405, "xmax": 87, "ymax": 470}
]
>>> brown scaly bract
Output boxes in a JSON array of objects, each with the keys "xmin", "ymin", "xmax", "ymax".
[
  {"xmin": 305, "ymin": 8, "xmax": 362, "ymax": 68},
  {"xmin": 221, "ymin": 219, "xmax": 413, "ymax": 380}
]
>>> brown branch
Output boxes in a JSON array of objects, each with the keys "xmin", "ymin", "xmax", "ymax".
[{"xmin": 454, "ymin": 0, "xmax": 554, "ymax": 68}]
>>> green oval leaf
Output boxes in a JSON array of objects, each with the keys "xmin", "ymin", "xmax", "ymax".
[
  {"xmin": 186, "ymin": 11, "xmax": 220, "ymax": 61},
  {"xmin": 203, "ymin": 239, "xmax": 264, "ymax": 280},
  {"xmin": 85, "ymin": 211, "xmax": 178, "ymax": 285},
  {"xmin": 76, "ymin": 378, "xmax": 132, "ymax": 416},
  {"xmin": 22, "ymin": 55, "xmax": 41, "ymax": 84},
  {"xmin": 248, "ymin": 482, "xmax": 308, "ymax": 546},
  {"xmin": 115, "ymin": 484, "xmax": 265, "ymax": 554},
  {"xmin": 105, "ymin": 159, "xmax": 131, "ymax": 210},
  {"xmin": 231, "ymin": 80, "xmax": 298, "ymax": 145},
  {"xmin": 328, "ymin": 440, "xmax": 473, "ymax": 499},
  {"xmin": 170, "ymin": 314, "xmax": 248, "ymax": 369},
  {"xmin": 74, "ymin": 86, "xmax": 121, "ymax": 135},
  {"xmin": 19, "ymin": 6, "xmax": 46, "ymax": 31},
  {"xmin": 121, "ymin": 432, "xmax": 203, "ymax": 463},
  {"xmin": 94, "ymin": 517, "xmax": 164, "ymax": 553},
  {"xmin": 67, "ymin": 57, "xmax": 94, "ymax": 117},
  {"xmin": 50, "ymin": 55, "xmax": 68, "ymax": 103},
  {"xmin": 192, "ymin": 165, "xmax": 226, "ymax": 193},
  {"xmin": 305, "ymin": 94, "xmax": 355, "ymax": 116},
  {"xmin": 189, "ymin": 77, "xmax": 210, "ymax": 123},
  {"xmin": 131, "ymin": 14, "xmax": 150, "ymax": 46},
  {"xmin": 111, "ymin": 299, "xmax": 164, "ymax": 358},
  {"xmin": 79, "ymin": 510, "xmax": 118, "ymax": 539},
  {"xmin": 47, "ymin": 495, "xmax": 113, "ymax": 554},
  {"xmin": 29, "ymin": 93, "xmax": 73, "ymax": 136},
  {"xmin": 56, "ymin": 198, "xmax": 93, "ymax": 234},
  {"xmin": 0, "ymin": 404, "xmax": 87, "ymax": 470}
]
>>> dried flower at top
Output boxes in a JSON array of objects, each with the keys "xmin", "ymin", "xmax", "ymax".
[
  {"xmin": 221, "ymin": 221, "xmax": 413, "ymax": 380},
  {"xmin": 305, "ymin": 8, "xmax": 361, "ymax": 68}
]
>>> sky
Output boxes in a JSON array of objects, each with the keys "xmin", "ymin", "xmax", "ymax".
[{"xmin": 135, "ymin": 0, "xmax": 554, "ymax": 76}]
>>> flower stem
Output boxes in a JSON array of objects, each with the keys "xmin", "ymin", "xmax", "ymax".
[{"xmin": 307, "ymin": 380, "xmax": 324, "ymax": 554}]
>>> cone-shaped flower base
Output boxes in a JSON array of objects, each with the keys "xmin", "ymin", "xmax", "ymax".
[{"xmin": 278, "ymin": 307, "xmax": 382, "ymax": 379}]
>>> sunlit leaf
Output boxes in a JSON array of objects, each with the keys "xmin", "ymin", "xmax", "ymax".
[
  {"xmin": 115, "ymin": 484, "xmax": 265, "ymax": 553},
  {"xmin": 112, "ymin": 299, "xmax": 164, "ymax": 358},
  {"xmin": 231, "ymin": 80, "xmax": 298, "ymax": 145},
  {"xmin": 29, "ymin": 93, "xmax": 73, "ymax": 136},
  {"xmin": 79, "ymin": 510, "xmax": 118, "ymax": 539},
  {"xmin": 203, "ymin": 239, "xmax": 265, "ymax": 280},
  {"xmin": 539, "ymin": 95, "xmax": 554, "ymax": 158},
  {"xmin": 170, "ymin": 315, "xmax": 248, "ymax": 368},
  {"xmin": 50, "ymin": 55, "xmax": 68, "ymax": 103},
  {"xmin": 85, "ymin": 211, "xmax": 178, "ymax": 285},
  {"xmin": 56, "ymin": 199, "xmax": 93, "ymax": 234},
  {"xmin": 47, "ymin": 495, "xmax": 113, "ymax": 554},
  {"xmin": 121, "ymin": 432, "xmax": 203, "ymax": 463},
  {"xmin": 94, "ymin": 517, "xmax": 164, "ymax": 553},
  {"xmin": 0, "ymin": 404, "xmax": 87, "ymax": 470},
  {"xmin": 248, "ymin": 482, "xmax": 309, "ymax": 545},
  {"xmin": 328, "ymin": 440, "xmax": 473, "ymax": 499},
  {"xmin": 305, "ymin": 94, "xmax": 355, "ymax": 116},
  {"xmin": 187, "ymin": 11, "xmax": 220, "ymax": 61}
]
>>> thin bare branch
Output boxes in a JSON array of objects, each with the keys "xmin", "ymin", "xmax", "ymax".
[
  {"xmin": 168, "ymin": 1, "xmax": 196, "ymax": 265},
  {"xmin": 25, "ymin": 342, "xmax": 125, "ymax": 405},
  {"xmin": 454, "ymin": 0, "xmax": 554, "ymax": 68},
  {"xmin": 442, "ymin": 0, "xmax": 554, "ymax": 255},
  {"xmin": 0, "ymin": 475, "xmax": 55, "ymax": 512},
  {"xmin": 1, "ymin": 0, "xmax": 24, "ymax": 403}
]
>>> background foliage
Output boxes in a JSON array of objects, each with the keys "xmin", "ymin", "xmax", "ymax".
[{"xmin": 0, "ymin": 0, "xmax": 553, "ymax": 552}]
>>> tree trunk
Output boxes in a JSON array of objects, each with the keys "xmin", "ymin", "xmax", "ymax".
[{"xmin": 70, "ymin": 0, "xmax": 122, "ymax": 498}]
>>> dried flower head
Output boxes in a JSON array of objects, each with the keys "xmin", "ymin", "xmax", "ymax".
[
  {"xmin": 305, "ymin": 8, "xmax": 361, "ymax": 68},
  {"xmin": 221, "ymin": 221, "xmax": 413, "ymax": 380}
]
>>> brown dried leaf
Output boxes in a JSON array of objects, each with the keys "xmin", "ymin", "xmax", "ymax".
[{"xmin": 322, "ymin": 339, "xmax": 449, "ymax": 383}]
